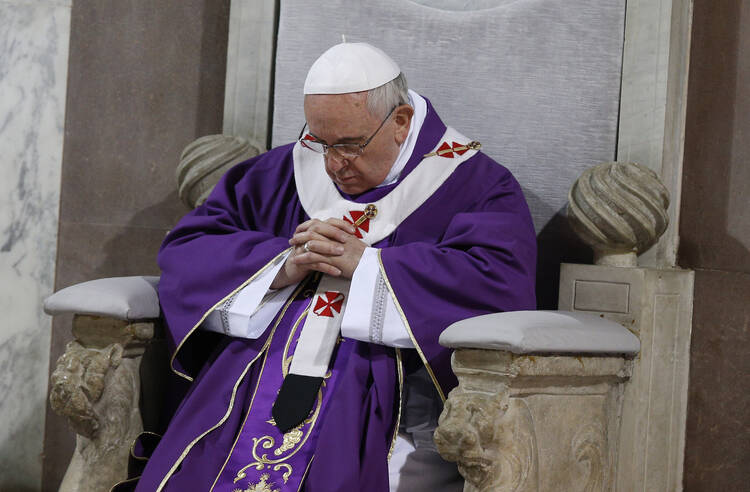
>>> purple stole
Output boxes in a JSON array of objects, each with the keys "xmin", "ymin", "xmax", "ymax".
[{"xmin": 211, "ymin": 279, "xmax": 349, "ymax": 491}]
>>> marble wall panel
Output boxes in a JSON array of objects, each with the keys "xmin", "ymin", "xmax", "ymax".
[
  {"xmin": 42, "ymin": 1, "xmax": 230, "ymax": 489},
  {"xmin": 0, "ymin": 0, "xmax": 71, "ymax": 490},
  {"xmin": 617, "ymin": 0, "xmax": 692, "ymax": 268},
  {"xmin": 223, "ymin": 0, "xmax": 276, "ymax": 148}
]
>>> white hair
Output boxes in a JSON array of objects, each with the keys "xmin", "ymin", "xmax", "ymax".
[{"xmin": 366, "ymin": 72, "xmax": 409, "ymax": 118}]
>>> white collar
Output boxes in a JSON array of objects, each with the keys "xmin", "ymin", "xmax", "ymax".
[
  {"xmin": 377, "ymin": 90, "xmax": 427, "ymax": 187},
  {"xmin": 293, "ymin": 125, "xmax": 477, "ymax": 245}
]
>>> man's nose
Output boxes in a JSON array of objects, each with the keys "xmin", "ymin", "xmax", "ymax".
[{"xmin": 325, "ymin": 151, "xmax": 348, "ymax": 172}]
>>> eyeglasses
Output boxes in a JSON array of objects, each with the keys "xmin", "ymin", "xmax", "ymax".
[{"xmin": 297, "ymin": 106, "xmax": 397, "ymax": 159}]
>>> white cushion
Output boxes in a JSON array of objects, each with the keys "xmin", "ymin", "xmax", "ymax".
[
  {"xmin": 44, "ymin": 276, "xmax": 160, "ymax": 320},
  {"xmin": 439, "ymin": 310, "xmax": 639, "ymax": 355}
]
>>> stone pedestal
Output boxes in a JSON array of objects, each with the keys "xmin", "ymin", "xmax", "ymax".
[
  {"xmin": 49, "ymin": 315, "xmax": 156, "ymax": 492},
  {"xmin": 559, "ymin": 263, "xmax": 694, "ymax": 491},
  {"xmin": 435, "ymin": 350, "xmax": 631, "ymax": 492},
  {"xmin": 434, "ymin": 311, "xmax": 639, "ymax": 492}
]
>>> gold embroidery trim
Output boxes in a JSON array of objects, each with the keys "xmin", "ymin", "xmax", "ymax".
[
  {"xmin": 282, "ymin": 305, "xmax": 313, "ymax": 377},
  {"xmin": 208, "ymin": 284, "xmax": 309, "ymax": 492},
  {"xmin": 388, "ymin": 347, "xmax": 404, "ymax": 461},
  {"xmin": 170, "ymin": 247, "xmax": 294, "ymax": 381},
  {"xmin": 296, "ymin": 456, "xmax": 314, "ymax": 492},
  {"xmin": 376, "ymin": 249, "xmax": 446, "ymax": 402},
  {"xmin": 109, "ymin": 476, "xmax": 141, "ymax": 492},
  {"xmin": 158, "ymin": 280, "xmax": 304, "ymax": 492},
  {"xmin": 129, "ymin": 430, "xmax": 163, "ymax": 461}
]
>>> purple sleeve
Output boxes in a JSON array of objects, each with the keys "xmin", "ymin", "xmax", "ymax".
[
  {"xmin": 380, "ymin": 168, "xmax": 537, "ymax": 397},
  {"xmin": 157, "ymin": 146, "xmax": 304, "ymax": 379}
]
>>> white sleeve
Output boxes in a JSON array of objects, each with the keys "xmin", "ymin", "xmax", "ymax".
[
  {"xmin": 341, "ymin": 247, "xmax": 414, "ymax": 348},
  {"xmin": 202, "ymin": 251, "xmax": 295, "ymax": 338}
]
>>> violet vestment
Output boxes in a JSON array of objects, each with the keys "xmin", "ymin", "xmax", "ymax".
[{"xmin": 129, "ymin": 97, "xmax": 537, "ymax": 491}]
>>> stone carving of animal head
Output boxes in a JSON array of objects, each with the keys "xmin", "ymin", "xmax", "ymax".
[{"xmin": 434, "ymin": 387, "xmax": 509, "ymax": 488}]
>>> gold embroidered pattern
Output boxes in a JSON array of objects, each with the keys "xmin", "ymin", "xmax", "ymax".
[
  {"xmin": 232, "ymin": 473, "xmax": 279, "ymax": 492},
  {"xmin": 234, "ymin": 436, "xmax": 294, "ymax": 484},
  {"xmin": 274, "ymin": 427, "xmax": 303, "ymax": 455},
  {"xmin": 233, "ymin": 389, "xmax": 322, "ymax": 484}
]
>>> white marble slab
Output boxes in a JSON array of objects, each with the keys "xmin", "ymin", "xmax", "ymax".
[
  {"xmin": 617, "ymin": 0, "xmax": 692, "ymax": 267},
  {"xmin": 223, "ymin": 0, "xmax": 276, "ymax": 148},
  {"xmin": 0, "ymin": 1, "xmax": 70, "ymax": 489}
]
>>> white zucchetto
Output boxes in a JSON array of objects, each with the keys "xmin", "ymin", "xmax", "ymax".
[{"xmin": 303, "ymin": 42, "xmax": 401, "ymax": 95}]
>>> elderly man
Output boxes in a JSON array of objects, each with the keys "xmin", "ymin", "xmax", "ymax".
[{"xmin": 128, "ymin": 42, "xmax": 536, "ymax": 491}]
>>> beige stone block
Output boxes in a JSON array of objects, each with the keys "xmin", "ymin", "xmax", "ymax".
[
  {"xmin": 435, "ymin": 350, "xmax": 631, "ymax": 492},
  {"xmin": 559, "ymin": 263, "xmax": 694, "ymax": 491}
]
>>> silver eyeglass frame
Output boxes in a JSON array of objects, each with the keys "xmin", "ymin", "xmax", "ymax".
[{"xmin": 297, "ymin": 105, "xmax": 398, "ymax": 159}]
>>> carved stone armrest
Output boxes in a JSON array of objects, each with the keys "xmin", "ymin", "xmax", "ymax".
[
  {"xmin": 45, "ymin": 277, "xmax": 163, "ymax": 492},
  {"xmin": 434, "ymin": 310, "xmax": 639, "ymax": 492}
]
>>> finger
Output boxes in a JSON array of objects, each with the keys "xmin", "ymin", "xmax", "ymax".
[
  {"xmin": 289, "ymin": 230, "xmax": 331, "ymax": 246},
  {"xmin": 294, "ymin": 218, "xmax": 322, "ymax": 234},
  {"xmin": 290, "ymin": 251, "xmax": 338, "ymax": 266},
  {"xmin": 307, "ymin": 262, "xmax": 342, "ymax": 277},
  {"xmin": 297, "ymin": 239, "xmax": 345, "ymax": 256},
  {"xmin": 305, "ymin": 222, "xmax": 352, "ymax": 243},
  {"xmin": 324, "ymin": 218, "xmax": 357, "ymax": 235}
]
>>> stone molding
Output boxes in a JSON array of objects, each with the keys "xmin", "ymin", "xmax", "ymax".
[
  {"xmin": 223, "ymin": 0, "xmax": 277, "ymax": 146},
  {"xmin": 617, "ymin": 0, "xmax": 693, "ymax": 267}
]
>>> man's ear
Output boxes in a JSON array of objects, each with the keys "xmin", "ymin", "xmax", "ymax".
[{"xmin": 393, "ymin": 104, "xmax": 414, "ymax": 145}]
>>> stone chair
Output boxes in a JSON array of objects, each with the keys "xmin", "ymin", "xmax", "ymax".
[
  {"xmin": 44, "ymin": 0, "xmax": 694, "ymax": 490},
  {"xmin": 44, "ymin": 159, "xmax": 690, "ymax": 492}
]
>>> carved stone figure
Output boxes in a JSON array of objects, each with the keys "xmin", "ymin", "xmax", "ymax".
[
  {"xmin": 435, "ymin": 386, "xmax": 538, "ymax": 492},
  {"xmin": 48, "ymin": 316, "xmax": 155, "ymax": 492},
  {"xmin": 567, "ymin": 161, "xmax": 669, "ymax": 266},
  {"xmin": 435, "ymin": 349, "xmax": 631, "ymax": 492}
]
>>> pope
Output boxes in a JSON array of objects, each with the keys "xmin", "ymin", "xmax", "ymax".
[{"xmin": 126, "ymin": 42, "xmax": 537, "ymax": 492}]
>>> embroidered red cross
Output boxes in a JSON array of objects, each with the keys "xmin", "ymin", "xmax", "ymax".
[
  {"xmin": 436, "ymin": 141, "xmax": 469, "ymax": 158},
  {"xmin": 423, "ymin": 140, "xmax": 481, "ymax": 158},
  {"xmin": 343, "ymin": 210, "xmax": 370, "ymax": 238},
  {"xmin": 313, "ymin": 291, "xmax": 345, "ymax": 318}
]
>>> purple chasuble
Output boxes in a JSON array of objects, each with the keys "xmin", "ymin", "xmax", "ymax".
[{"xmin": 128, "ymin": 97, "xmax": 537, "ymax": 492}]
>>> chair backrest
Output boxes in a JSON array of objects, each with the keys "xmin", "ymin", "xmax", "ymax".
[{"xmin": 272, "ymin": 0, "xmax": 626, "ymax": 307}]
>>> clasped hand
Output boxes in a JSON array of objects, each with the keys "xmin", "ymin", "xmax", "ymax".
[{"xmin": 271, "ymin": 218, "xmax": 367, "ymax": 289}]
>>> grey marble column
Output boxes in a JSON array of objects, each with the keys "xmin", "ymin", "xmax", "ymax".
[{"xmin": 0, "ymin": 0, "xmax": 71, "ymax": 489}]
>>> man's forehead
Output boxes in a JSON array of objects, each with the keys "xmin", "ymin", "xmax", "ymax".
[
  {"xmin": 303, "ymin": 93, "xmax": 375, "ymax": 139},
  {"xmin": 304, "ymin": 92, "xmax": 368, "ymax": 111}
]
